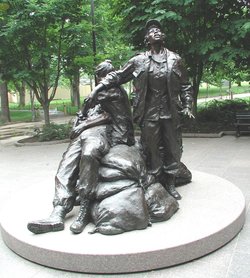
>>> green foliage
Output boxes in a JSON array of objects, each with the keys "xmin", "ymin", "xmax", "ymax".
[
  {"xmin": 94, "ymin": 0, "xmax": 135, "ymax": 67},
  {"xmin": 0, "ymin": 0, "xmax": 87, "ymax": 124},
  {"xmin": 56, "ymin": 104, "xmax": 78, "ymax": 115},
  {"xmin": 111, "ymin": 0, "xmax": 250, "ymax": 109},
  {"xmin": 64, "ymin": 0, "xmax": 135, "ymax": 77},
  {"xmin": 1, "ymin": 0, "xmax": 136, "ymax": 120},
  {"xmin": 9, "ymin": 102, "xmax": 40, "ymax": 110},
  {"xmin": 49, "ymin": 98, "xmax": 72, "ymax": 107},
  {"xmin": 1, "ymin": 0, "xmax": 249, "ymax": 120},
  {"xmin": 183, "ymin": 98, "xmax": 250, "ymax": 133},
  {"xmin": 198, "ymin": 99, "xmax": 250, "ymax": 122},
  {"xmin": 37, "ymin": 122, "xmax": 72, "ymax": 141}
]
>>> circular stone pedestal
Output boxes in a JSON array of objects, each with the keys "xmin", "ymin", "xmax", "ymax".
[{"xmin": 0, "ymin": 171, "xmax": 246, "ymax": 274}]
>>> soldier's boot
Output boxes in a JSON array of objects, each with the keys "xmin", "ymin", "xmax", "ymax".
[
  {"xmin": 70, "ymin": 198, "xmax": 90, "ymax": 234},
  {"xmin": 27, "ymin": 205, "xmax": 67, "ymax": 234},
  {"xmin": 165, "ymin": 175, "xmax": 182, "ymax": 200}
]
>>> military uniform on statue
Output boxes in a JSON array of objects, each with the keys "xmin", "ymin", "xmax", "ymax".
[
  {"xmin": 27, "ymin": 60, "xmax": 135, "ymax": 234},
  {"xmin": 89, "ymin": 20, "xmax": 194, "ymax": 200}
]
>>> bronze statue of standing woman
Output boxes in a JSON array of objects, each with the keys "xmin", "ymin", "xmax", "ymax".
[{"xmin": 89, "ymin": 19, "xmax": 194, "ymax": 200}]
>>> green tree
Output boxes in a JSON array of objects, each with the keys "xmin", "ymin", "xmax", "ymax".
[
  {"xmin": 74, "ymin": 1, "xmax": 134, "ymax": 78},
  {"xmin": 111, "ymin": 0, "xmax": 250, "ymax": 112},
  {"xmin": 0, "ymin": 78, "xmax": 10, "ymax": 123},
  {"xmin": 1, "ymin": 0, "xmax": 84, "ymax": 125},
  {"xmin": 61, "ymin": 3, "xmax": 92, "ymax": 108},
  {"xmin": 0, "ymin": 1, "xmax": 11, "ymax": 122},
  {"xmin": 94, "ymin": 0, "xmax": 134, "ymax": 67}
]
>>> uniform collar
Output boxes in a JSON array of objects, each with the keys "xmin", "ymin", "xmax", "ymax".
[{"xmin": 147, "ymin": 48, "xmax": 167, "ymax": 63}]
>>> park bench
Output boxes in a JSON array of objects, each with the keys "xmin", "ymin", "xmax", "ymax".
[{"xmin": 235, "ymin": 111, "xmax": 250, "ymax": 137}]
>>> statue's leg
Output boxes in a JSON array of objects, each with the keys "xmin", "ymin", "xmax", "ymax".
[
  {"xmin": 69, "ymin": 197, "xmax": 91, "ymax": 234},
  {"xmin": 27, "ymin": 205, "xmax": 67, "ymax": 234},
  {"xmin": 161, "ymin": 119, "xmax": 182, "ymax": 200},
  {"xmin": 70, "ymin": 126, "xmax": 110, "ymax": 234},
  {"xmin": 140, "ymin": 120, "xmax": 163, "ymax": 177},
  {"xmin": 27, "ymin": 138, "xmax": 82, "ymax": 234},
  {"xmin": 69, "ymin": 149, "xmax": 99, "ymax": 234},
  {"xmin": 53, "ymin": 137, "xmax": 82, "ymax": 211}
]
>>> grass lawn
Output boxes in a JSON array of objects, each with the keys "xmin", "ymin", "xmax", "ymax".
[
  {"xmin": 199, "ymin": 82, "xmax": 250, "ymax": 98},
  {"xmin": 9, "ymin": 99, "xmax": 80, "ymax": 115},
  {"xmin": 10, "ymin": 110, "xmax": 33, "ymax": 122}
]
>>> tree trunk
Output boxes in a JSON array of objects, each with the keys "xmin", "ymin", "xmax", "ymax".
[
  {"xmin": 13, "ymin": 80, "xmax": 26, "ymax": 107},
  {"xmin": 192, "ymin": 61, "xmax": 204, "ymax": 116},
  {"xmin": 29, "ymin": 86, "xmax": 37, "ymax": 121},
  {"xmin": 89, "ymin": 75, "xmax": 93, "ymax": 91},
  {"xmin": 0, "ymin": 81, "xmax": 11, "ymax": 123},
  {"xmin": 32, "ymin": 85, "xmax": 50, "ymax": 126},
  {"xmin": 229, "ymin": 80, "xmax": 233, "ymax": 99},
  {"xmin": 70, "ymin": 71, "xmax": 80, "ymax": 109},
  {"xmin": 19, "ymin": 81, "xmax": 26, "ymax": 107},
  {"xmin": 42, "ymin": 102, "xmax": 50, "ymax": 126}
]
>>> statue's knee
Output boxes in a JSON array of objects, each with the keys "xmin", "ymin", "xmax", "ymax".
[
  {"xmin": 82, "ymin": 139, "xmax": 104, "ymax": 158},
  {"xmin": 82, "ymin": 145, "xmax": 98, "ymax": 157}
]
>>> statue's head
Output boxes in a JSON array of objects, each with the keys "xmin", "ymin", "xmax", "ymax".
[
  {"xmin": 95, "ymin": 60, "xmax": 114, "ymax": 79},
  {"xmin": 144, "ymin": 19, "xmax": 166, "ymax": 48}
]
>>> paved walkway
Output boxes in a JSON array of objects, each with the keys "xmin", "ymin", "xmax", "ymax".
[{"xmin": 0, "ymin": 135, "xmax": 250, "ymax": 277}]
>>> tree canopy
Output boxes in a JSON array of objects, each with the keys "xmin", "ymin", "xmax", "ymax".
[
  {"xmin": 0, "ymin": 0, "xmax": 135, "ymax": 123},
  {"xmin": 111, "ymin": 0, "xmax": 250, "ymax": 109},
  {"xmin": 0, "ymin": 0, "xmax": 249, "ymax": 123},
  {"xmin": 6, "ymin": 0, "xmax": 87, "ymax": 124}
]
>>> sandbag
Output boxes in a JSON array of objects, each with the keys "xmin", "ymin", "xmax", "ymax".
[
  {"xmin": 98, "ymin": 166, "xmax": 126, "ymax": 182},
  {"xmin": 91, "ymin": 187, "xmax": 149, "ymax": 235},
  {"xmin": 101, "ymin": 144, "xmax": 147, "ymax": 182},
  {"xmin": 145, "ymin": 183, "xmax": 179, "ymax": 223},
  {"xmin": 176, "ymin": 162, "xmax": 192, "ymax": 186},
  {"xmin": 95, "ymin": 179, "xmax": 138, "ymax": 200}
]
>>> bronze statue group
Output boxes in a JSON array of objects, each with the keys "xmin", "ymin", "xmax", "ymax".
[{"xmin": 28, "ymin": 19, "xmax": 194, "ymax": 236}]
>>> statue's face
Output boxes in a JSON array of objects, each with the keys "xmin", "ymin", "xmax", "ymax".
[{"xmin": 147, "ymin": 27, "xmax": 163, "ymax": 44}]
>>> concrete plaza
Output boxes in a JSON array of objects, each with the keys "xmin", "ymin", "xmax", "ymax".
[{"xmin": 0, "ymin": 134, "xmax": 250, "ymax": 278}]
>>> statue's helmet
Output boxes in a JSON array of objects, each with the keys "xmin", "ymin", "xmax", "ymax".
[
  {"xmin": 145, "ymin": 19, "xmax": 162, "ymax": 32},
  {"xmin": 95, "ymin": 60, "xmax": 114, "ymax": 78}
]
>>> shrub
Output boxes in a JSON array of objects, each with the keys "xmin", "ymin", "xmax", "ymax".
[
  {"xmin": 9, "ymin": 103, "xmax": 40, "ymax": 110},
  {"xmin": 197, "ymin": 99, "xmax": 250, "ymax": 122},
  {"xmin": 56, "ymin": 105, "xmax": 79, "ymax": 115},
  {"xmin": 182, "ymin": 99, "xmax": 250, "ymax": 133},
  {"xmin": 37, "ymin": 122, "xmax": 72, "ymax": 141}
]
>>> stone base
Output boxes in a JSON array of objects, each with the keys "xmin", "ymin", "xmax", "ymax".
[{"xmin": 0, "ymin": 171, "xmax": 246, "ymax": 274}]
